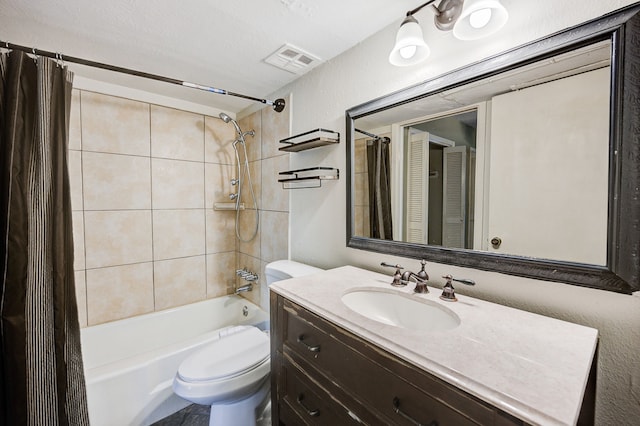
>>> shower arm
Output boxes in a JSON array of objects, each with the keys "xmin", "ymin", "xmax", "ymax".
[{"xmin": 0, "ymin": 40, "xmax": 286, "ymax": 113}]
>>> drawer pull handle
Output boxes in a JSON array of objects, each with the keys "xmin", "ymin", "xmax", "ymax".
[
  {"xmin": 392, "ymin": 397, "xmax": 438, "ymax": 426},
  {"xmin": 297, "ymin": 335, "xmax": 321, "ymax": 352},
  {"xmin": 297, "ymin": 394, "xmax": 320, "ymax": 417}
]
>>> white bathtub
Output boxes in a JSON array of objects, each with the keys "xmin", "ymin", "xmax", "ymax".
[{"xmin": 81, "ymin": 296, "xmax": 269, "ymax": 426}]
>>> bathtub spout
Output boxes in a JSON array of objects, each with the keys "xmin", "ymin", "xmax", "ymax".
[{"xmin": 235, "ymin": 283, "xmax": 253, "ymax": 294}]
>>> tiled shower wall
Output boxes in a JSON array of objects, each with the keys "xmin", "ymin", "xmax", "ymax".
[{"xmin": 68, "ymin": 89, "xmax": 290, "ymax": 327}]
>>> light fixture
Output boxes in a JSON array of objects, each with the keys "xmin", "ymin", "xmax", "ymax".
[
  {"xmin": 453, "ymin": 0, "xmax": 509, "ymax": 40},
  {"xmin": 389, "ymin": 0, "xmax": 508, "ymax": 66},
  {"xmin": 388, "ymin": 15, "xmax": 431, "ymax": 66}
]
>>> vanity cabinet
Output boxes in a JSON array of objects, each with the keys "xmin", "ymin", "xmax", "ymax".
[{"xmin": 270, "ymin": 293, "xmax": 525, "ymax": 426}]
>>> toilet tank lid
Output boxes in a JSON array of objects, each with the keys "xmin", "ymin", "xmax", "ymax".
[
  {"xmin": 265, "ymin": 260, "xmax": 323, "ymax": 280},
  {"xmin": 177, "ymin": 326, "xmax": 269, "ymax": 382}
]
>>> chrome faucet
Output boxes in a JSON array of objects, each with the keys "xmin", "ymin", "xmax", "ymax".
[
  {"xmin": 382, "ymin": 259, "xmax": 429, "ymax": 293},
  {"xmin": 440, "ymin": 274, "xmax": 476, "ymax": 301},
  {"xmin": 236, "ymin": 268, "xmax": 258, "ymax": 281},
  {"xmin": 235, "ymin": 283, "xmax": 253, "ymax": 294}
]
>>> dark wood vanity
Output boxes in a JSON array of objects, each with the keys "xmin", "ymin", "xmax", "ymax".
[{"xmin": 270, "ymin": 293, "xmax": 533, "ymax": 425}]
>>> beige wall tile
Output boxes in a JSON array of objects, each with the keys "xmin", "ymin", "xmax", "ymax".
[
  {"xmin": 72, "ymin": 211, "xmax": 85, "ymax": 271},
  {"xmin": 81, "ymin": 92, "xmax": 150, "ymax": 156},
  {"xmin": 71, "ymin": 91, "xmax": 305, "ymax": 324},
  {"xmin": 206, "ymin": 210, "xmax": 235, "ymax": 254},
  {"xmin": 355, "ymin": 171, "xmax": 366, "ymax": 207},
  {"xmin": 153, "ymin": 209, "xmax": 205, "ymax": 260},
  {"xmin": 204, "ymin": 115, "xmax": 236, "ymax": 165},
  {"xmin": 154, "ymin": 256, "xmax": 206, "ymax": 310},
  {"xmin": 355, "ymin": 205, "xmax": 365, "ymax": 237},
  {"xmin": 83, "ymin": 152, "xmax": 151, "ymax": 210},
  {"xmin": 260, "ymin": 210, "xmax": 288, "ymax": 263},
  {"xmin": 206, "ymin": 252, "xmax": 236, "ymax": 298},
  {"xmin": 86, "ymin": 263, "xmax": 154, "ymax": 325},
  {"xmin": 152, "ymin": 158, "xmax": 204, "ymax": 209},
  {"xmin": 69, "ymin": 90, "xmax": 82, "ymax": 151},
  {"xmin": 238, "ymin": 111, "xmax": 261, "ymax": 162},
  {"xmin": 261, "ymin": 154, "xmax": 289, "ymax": 212},
  {"xmin": 261, "ymin": 94, "xmax": 290, "ymax": 159},
  {"xmin": 239, "ymin": 160, "xmax": 261, "ymax": 210},
  {"xmin": 205, "ymin": 163, "xmax": 234, "ymax": 209},
  {"xmin": 74, "ymin": 271, "xmax": 87, "ymax": 328},
  {"xmin": 355, "ymin": 138, "xmax": 367, "ymax": 174},
  {"xmin": 68, "ymin": 150, "xmax": 83, "ymax": 211},
  {"xmin": 237, "ymin": 208, "xmax": 260, "ymax": 258},
  {"xmin": 84, "ymin": 210, "xmax": 153, "ymax": 268},
  {"xmin": 151, "ymin": 105, "xmax": 204, "ymax": 162}
]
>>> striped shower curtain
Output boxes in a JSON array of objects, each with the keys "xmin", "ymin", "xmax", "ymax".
[
  {"xmin": 366, "ymin": 138, "xmax": 393, "ymax": 240},
  {"xmin": 0, "ymin": 51, "xmax": 89, "ymax": 425}
]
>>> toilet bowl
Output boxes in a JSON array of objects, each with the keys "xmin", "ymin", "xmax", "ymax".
[{"xmin": 172, "ymin": 260, "xmax": 322, "ymax": 426}]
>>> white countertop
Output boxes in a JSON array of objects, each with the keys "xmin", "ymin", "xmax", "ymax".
[{"xmin": 270, "ymin": 266, "xmax": 599, "ymax": 426}]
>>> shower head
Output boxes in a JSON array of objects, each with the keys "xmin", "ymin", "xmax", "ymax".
[
  {"xmin": 219, "ymin": 112, "xmax": 243, "ymax": 135},
  {"xmin": 219, "ymin": 112, "xmax": 232, "ymax": 123}
]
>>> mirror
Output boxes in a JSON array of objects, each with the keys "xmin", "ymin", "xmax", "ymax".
[{"xmin": 346, "ymin": 4, "xmax": 640, "ymax": 293}]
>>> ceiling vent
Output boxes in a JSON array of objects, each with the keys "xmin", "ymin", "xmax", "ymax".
[{"xmin": 264, "ymin": 44, "xmax": 321, "ymax": 75}]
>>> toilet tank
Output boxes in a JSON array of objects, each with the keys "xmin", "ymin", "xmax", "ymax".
[{"xmin": 265, "ymin": 260, "xmax": 323, "ymax": 286}]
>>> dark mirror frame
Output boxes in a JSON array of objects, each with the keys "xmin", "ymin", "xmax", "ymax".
[{"xmin": 346, "ymin": 3, "xmax": 640, "ymax": 294}]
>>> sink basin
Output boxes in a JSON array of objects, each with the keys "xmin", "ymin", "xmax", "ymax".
[{"xmin": 341, "ymin": 289, "xmax": 460, "ymax": 331}]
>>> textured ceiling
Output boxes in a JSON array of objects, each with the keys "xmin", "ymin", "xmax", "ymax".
[{"xmin": 0, "ymin": 0, "xmax": 420, "ymax": 112}]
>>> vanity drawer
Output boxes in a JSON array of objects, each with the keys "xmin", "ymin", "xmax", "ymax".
[
  {"xmin": 279, "ymin": 355, "xmax": 363, "ymax": 425},
  {"xmin": 281, "ymin": 298, "xmax": 518, "ymax": 426}
]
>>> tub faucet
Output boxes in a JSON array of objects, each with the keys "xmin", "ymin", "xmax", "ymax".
[{"xmin": 235, "ymin": 283, "xmax": 253, "ymax": 294}]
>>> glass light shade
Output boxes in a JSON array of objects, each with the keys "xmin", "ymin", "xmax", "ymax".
[
  {"xmin": 389, "ymin": 16, "xmax": 430, "ymax": 66},
  {"xmin": 453, "ymin": 0, "xmax": 508, "ymax": 40}
]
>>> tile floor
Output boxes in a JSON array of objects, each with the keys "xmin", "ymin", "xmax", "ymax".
[{"xmin": 152, "ymin": 402, "xmax": 271, "ymax": 426}]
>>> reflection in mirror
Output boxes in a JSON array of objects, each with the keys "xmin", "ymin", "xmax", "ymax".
[{"xmin": 353, "ymin": 41, "xmax": 610, "ymax": 266}]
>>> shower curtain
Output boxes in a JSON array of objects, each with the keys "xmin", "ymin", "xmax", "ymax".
[
  {"xmin": 0, "ymin": 51, "xmax": 89, "ymax": 425},
  {"xmin": 367, "ymin": 139, "xmax": 393, "ymax": 240}
]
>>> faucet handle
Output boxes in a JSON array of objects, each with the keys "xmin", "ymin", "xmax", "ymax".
[
  {"xmin": 381, "ymin": 262, "xmax": 406, "ymax": 287},
  {"xmin": 440, "ymin": 275, "xmax": 457, "ymax": 302},
  {"xmin": 416, "ymin": 259, "xmax": 429, "ymax": 280},
  {"xmin": 440, "ymin": 275, "xmax": 475, "ymax": 302},
  {"xmin": 452, "ymin": 277, "xmax": 475, "ymax": 286},
  {"xmin": 381, "ymin": 262, "xmax": 403, "ymax": 270}
]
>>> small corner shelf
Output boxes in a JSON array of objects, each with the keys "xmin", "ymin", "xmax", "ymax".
[
  {"xmin": 279, "ymin": 128, "xmax": 340, "ymax": 152},
  {"xmin": 278, "ymin": 167, "xmax": 339, "ymax": 189}
]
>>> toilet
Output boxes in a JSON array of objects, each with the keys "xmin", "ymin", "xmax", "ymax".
[{"xmin": 172, "ymin": 260, "xmax": 323, "ymax": 426}]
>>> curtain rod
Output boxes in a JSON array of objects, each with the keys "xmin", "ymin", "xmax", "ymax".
[
  {"xmin": 0, "ymin": 40, "xmax": 286, "ymax": 113},
  {"xmin": 355, "ymin": 128, "xmax": 390, "ymax": 142}
]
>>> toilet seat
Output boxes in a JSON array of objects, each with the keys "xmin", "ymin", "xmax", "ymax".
[{"xmin": 177, "ymin": 326, "xmax": 269, "ymax": 383}]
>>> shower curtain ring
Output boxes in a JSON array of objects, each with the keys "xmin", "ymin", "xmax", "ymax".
[{"xmin": 32, "ymin": 47, "xmax": 37, "ymax": 64}]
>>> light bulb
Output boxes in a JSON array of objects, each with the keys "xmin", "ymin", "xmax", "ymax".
[
  {"xmin": 469, "ymin": 8, "xmax": 492, "ymax": 29},
  {"xmin": 400, "ymin": 45, "xmax": 417, "ymax": 59}
]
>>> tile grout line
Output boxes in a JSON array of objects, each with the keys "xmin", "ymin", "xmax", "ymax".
[
  {"xmin": 78, "ymin": 89, "xmax": 89, "ymax": 327},
  {"xmin": 149, "ymin": 103, "xmax": 156, "ymax": 312}
]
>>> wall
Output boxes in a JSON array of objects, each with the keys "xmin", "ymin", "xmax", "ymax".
[
  {"xmin": 234, "ymin": 102, "xmax": 291, "ymax": 310},
  {"xmin": 69, "ymin": 86, "xmax": 289, "ymax": 326},
  {"xmin": 264, "ymin": 0, "xmax": 640, "ymax": 424}
]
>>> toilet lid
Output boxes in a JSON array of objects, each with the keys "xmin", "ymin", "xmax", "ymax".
[{"xmin": 178, "ymin": 326, "xmax": 269, "ymax": 382}]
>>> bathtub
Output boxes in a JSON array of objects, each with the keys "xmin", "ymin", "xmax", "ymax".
[{"xmin": 81, "ymin": 296, "xmax": 269, "ymax": 426}]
